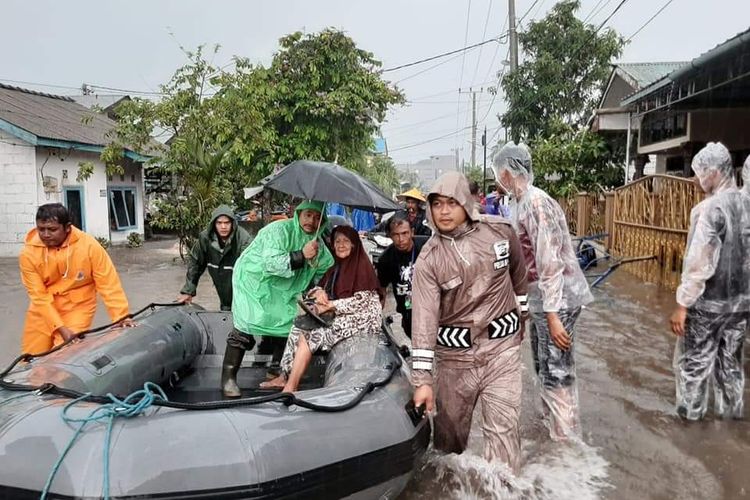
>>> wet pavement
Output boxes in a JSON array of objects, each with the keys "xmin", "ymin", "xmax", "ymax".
[{"xmin": 0, "ymin": 239, "xmax": 748, "ymax": 499}]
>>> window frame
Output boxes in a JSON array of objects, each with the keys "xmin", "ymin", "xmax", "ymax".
[{"xmin": 109, "ymin": 186, "xmax": 138, "ymax": 231}]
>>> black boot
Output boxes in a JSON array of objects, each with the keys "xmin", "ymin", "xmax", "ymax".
[{"xmin": 221, "ymin": 344, "xmax": 245, "ymax": 398}]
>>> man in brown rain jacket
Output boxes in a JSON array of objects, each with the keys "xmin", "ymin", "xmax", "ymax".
[{"xmin": 411, "ymin": 171, "xmax": 528, "ymax": 472}]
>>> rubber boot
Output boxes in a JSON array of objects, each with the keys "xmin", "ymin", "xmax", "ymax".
[{"xmin": 221, "ymin": 344, "xmax": 245, "ymax": 398}]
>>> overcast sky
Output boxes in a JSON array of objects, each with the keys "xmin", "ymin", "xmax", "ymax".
[{"xmin": 2, "ymin": 0, "xmax": 749, "ymax": 166}]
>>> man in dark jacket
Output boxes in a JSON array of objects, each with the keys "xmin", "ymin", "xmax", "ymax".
[
  {"xmin": 376, "ymin": 215, "xmax": 426, "ymax": 338},
  {"xmin": 177, "ymin": 205, "xmax": 252, "ymax": 311}
]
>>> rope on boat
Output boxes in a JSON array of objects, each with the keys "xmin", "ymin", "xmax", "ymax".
[
  {"xmin": 0, "ymin": 302, "xmax": 403, "ymax": 413},
  {"xmin": 0, "ymin": 303, "xmax": 405, "ymax": 497},
  {"xmin": 40, "ymin": 382, "xmax": 168, "ymax": 500}
]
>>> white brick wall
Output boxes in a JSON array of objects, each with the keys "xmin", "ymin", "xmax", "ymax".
[
  {"xmin": 0, "ymin": 138, "xmax": 145, "ymax": 256},
  {"xmin": 0, "ymin": 130, "xmax": 37, "ymax": 256}
]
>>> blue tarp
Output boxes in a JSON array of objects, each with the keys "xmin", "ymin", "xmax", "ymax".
[
  {"xmin": 352, "ymin": 209, "xmax": 376, "ymax": 232},
  {"xmin": 327, "ymin": 202, "xmax": 348, "ymax": 218}
]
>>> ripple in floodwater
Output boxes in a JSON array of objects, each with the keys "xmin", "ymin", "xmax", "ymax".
[{"xmin": 403, "ymin": 440, "xmax": 609, "ymax": 500}]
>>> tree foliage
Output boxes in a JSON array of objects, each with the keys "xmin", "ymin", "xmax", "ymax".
[
  {"xmin": 531, "ymin": 124, "xmax": 623, "ymax": 199},
  {"xmin": 101, "ymin": 31, "xmax": 404, "ymax": 253},
  {"xmin": 498, "ymin": 0, "xmax": 626, "ymax": 196},
  {"xmin": 357, "ymin": 155, "xmax": 401, "ymax": 198},
  {"xmin": 501, "ymin": 0, "xmax": 624, "ymax": 140}
]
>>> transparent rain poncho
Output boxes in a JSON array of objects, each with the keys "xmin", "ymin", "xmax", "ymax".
[
  {"xmin": 493, "ymin": 142, "xmax": 593, "ymax": 440},
  {"xmin": 673, "ymin": 142, "xmax": 750, "ymax": 420},
  {"xmin": 492, "ymin": 142, "xmax": 593, "ymax": 314}
]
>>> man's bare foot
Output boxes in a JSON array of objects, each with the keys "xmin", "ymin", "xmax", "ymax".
[{"xmin": 259, "ymin": 375, "xmax": 286, "ymax": 389}]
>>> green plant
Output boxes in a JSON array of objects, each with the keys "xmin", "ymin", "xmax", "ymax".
[
  {"xmin": 104, "ymin": 31, "xmax": 403, "ymax": 260},
  {"xmin": 500, "ymin": 0, "xmax": 624, "ymax": 141},
  {"xmin": 126, "ymin": 232, "xmax": 143, "ymax": 248},
  {"xmin": 95, "ymin": 236, "xmax": 110, "ymax": 249}
]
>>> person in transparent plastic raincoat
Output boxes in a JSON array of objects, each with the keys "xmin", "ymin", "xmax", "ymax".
[
  {"xmin": 670, "ymin": 142, "xmax": 750, "ymax": 421},
  {"xmin": 493, "ymin": 142, "xmax": 593, "ymax": 440}
]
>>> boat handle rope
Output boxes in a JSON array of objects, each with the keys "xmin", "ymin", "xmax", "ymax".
[
  {"xmin": 0, "ymin": 302, "xmax": 402, "ymax": 413},
  {"xmin": 0, "ymin": 304, "xmax": 407, "ymax": 498},
  {"xmin": 41, "ymin": 382, "xmax": 169, "ymax": 500}
]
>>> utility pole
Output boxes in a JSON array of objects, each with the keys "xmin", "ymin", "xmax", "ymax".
[
  {"xmin": 508, "ymin": 0, "xmax": 519, "ymax": 142},
  {"xmin": 482, "ymin": 127, "xmax": 488, "ymax": 196},
  {"xmin": 508, "ymin": 0, "xmax": 519, "ymax": 72},
  {"xmin": 459, "ymin": 88, "xmax": 483, "ymax": 171},
  {"xmin": 471, "ymin": 91, "xmax": 477, "ymax": 169}
]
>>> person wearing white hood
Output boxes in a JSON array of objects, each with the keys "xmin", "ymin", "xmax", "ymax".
[
  {"xmin": 670, "ymin": 142, "xmax": 750, "ymax": 420},
  {"xmin": 493, "ymin": 142, "xmax": 593, "ymax": 441}
]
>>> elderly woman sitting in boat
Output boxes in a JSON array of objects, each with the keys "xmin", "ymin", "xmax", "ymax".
[{"xmin": 261, "ymin": 225, "xmax": 382, "ymax": 392}]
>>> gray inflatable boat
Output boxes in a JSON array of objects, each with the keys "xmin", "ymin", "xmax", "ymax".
[{"xmin": 0, "ymin": 304, "xmax": 429, "ymax": 499}]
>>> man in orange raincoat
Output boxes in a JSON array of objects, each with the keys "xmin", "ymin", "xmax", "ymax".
[{"xmin": 19, "ymin": 203, "xmax": 133, "ymax": 354}]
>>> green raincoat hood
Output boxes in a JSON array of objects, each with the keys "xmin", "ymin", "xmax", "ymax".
[{"xmin": 231, "ymin": 200, "xmax": 334, "ymax": 337}]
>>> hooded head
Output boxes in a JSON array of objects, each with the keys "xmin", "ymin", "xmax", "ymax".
[
  {"xmin": 294, "ymin": 200, "xmax": 328, "ymax": 236},
  {"xmin": 691, "ymin": 142, "xmax": 736, "ymax": 195},
  {"xmin": 426, "ymin": 171, "xmax": 479, "ymax": 234},
  {"xmin": 493, "ymin": 141, "xmax": 533, "ymax": 198},
  {"xmin": 208, "ymin": 205, "xmax": 236, "ymax": 242}
]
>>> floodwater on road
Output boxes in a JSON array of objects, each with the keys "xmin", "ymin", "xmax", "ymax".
[{"xmin": 0, "ymin": 239, "xmax": 748, "ymax": 499}]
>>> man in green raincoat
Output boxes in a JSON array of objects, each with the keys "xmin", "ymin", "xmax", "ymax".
[
  {"xmin": 222, "ymin": 200, "xmax": 334, "ymax": 397},
  {"xmin": 177, "ymin": 205, "xmax": 252, "ymax": 311}
]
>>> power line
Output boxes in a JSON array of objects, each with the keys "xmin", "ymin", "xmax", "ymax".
[
  {"xmin": 390, "ymin": 123, "xmax": 502, "ymax": 156},
  {"xmin": 457, "ymin": 0, "xmax": 474, "ymax": 90},
  {"xmin": 517, "ymin": 0, "xmax": 543, "ymax": 26},
  {"xmin": 454, "ymin": 0, "xmax": 477, "ymax": 155},
  {"xmin": 389, "ymin": 126, "xmax": 473, "ymax": 153},
  {"xmin": 626, "ymin": 0, "xmax": 676, "ymax": 42},
  {"xmin": 469, "ymin": 0, "xmax": 495, "ymax": 88},
  {"xmin": 382, "ymin": 36, "xmax": 503, "ymax": 73},
  {"xmin": 583, "ymin": 0, "xmax": 613, "ymax": 23},
  {"xmin": 395, "ymin": 51, "xmax": 471, "ymax": 84},
  {"xmin": 570, "ymin": 0, "xmax": 629, "ymax": 59},
  {"xmin": 381, "ymin": 111, "xmax": 464, "ymax": 132}
]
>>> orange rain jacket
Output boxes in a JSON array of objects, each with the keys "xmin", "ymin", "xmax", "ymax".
[{"xmin": 19, "ymin": 226, "xmax": 130, "ymax": 354}]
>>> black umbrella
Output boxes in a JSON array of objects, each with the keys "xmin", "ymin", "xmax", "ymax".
[{"xmin": 262, "ymin": 160, "xmax": 400, "ymax": 212}]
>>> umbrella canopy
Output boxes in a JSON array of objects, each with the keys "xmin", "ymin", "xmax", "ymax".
[{"xmin": 263, "ymin": 160, "xmax": 400, "ymax": 212}]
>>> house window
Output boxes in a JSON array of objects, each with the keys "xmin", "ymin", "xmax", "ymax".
[{"xmin": 109, "ymin": 187, "xmax": 137, "ymax": 230}]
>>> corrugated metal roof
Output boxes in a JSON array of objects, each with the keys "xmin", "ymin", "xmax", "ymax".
[
  {"xmin": 616, "ymin": 62, "xmax": 689, "ymax": 89},
  {"xmin": 622, "ymin": 27, "xmax": 750, "ymax": 106},
  {"xmin": 71, "ymin": 94, "xmax": 130, "ymax": 112},
  {"xmin": 0, "ymin": 83, "xmax": 118, "ymax": 146}
]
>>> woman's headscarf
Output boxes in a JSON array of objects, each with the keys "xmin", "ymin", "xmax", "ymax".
[{"xmin": 319, "ymin": 225, "xmax": 380, "ymax": 300}]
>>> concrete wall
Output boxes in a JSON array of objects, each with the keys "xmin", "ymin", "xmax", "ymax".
[
  {"xmin": 33, "ymin": 148, "xmax": 144, "ymax": 245},
  {"xmin": 0, "ymin": 131, "xmax": 37, "ymax": 256},
  {"xmin": 601, "ymin": 74, "xmax": 635, "ymax": 109},
  {"xmin": 35, "ymin": 148, "xmax": 111, "ymax": 240},
  {"xmin": 0, "ymin": 144, "xmax": 145, "ymax": 257}
]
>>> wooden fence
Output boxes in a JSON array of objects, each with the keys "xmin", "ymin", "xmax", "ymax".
[{"xmin": 566, "ymin": 175, "xmax": 703, "ymax": 290}]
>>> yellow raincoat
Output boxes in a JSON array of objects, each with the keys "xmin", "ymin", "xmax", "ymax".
[{"xmin": 19, "ymin": 226, "xmax": 130, "ymax": 354}]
